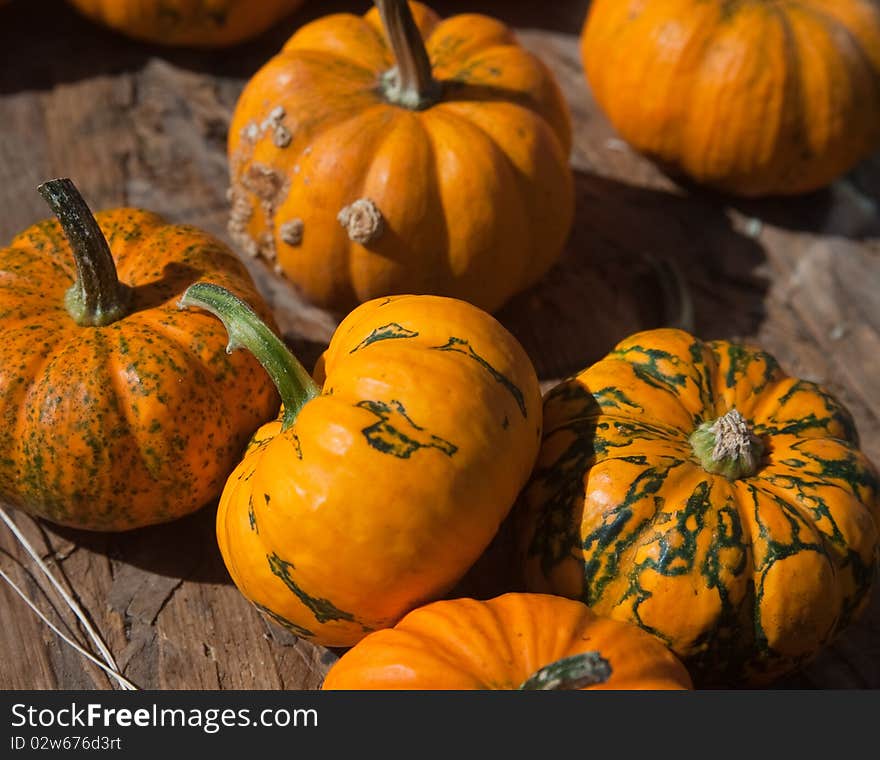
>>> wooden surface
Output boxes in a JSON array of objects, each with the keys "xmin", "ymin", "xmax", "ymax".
[{"xmin": 1, "ymin": 0, "xmax": 879, "ymax": 690}]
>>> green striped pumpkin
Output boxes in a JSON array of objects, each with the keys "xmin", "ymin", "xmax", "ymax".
[{"xmin": 517, "ymin": 328, "xmax": 879, "ymax": 686}]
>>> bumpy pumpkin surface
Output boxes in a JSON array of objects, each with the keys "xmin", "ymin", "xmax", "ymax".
[
  {"xmin": 180, "ymin": 287, "xmax": 543, "ymax": 647},
  {"xmin": 517, "ymin": 328, "xmax": 879, "ymax": 686},
  {"xmin": 581, "ymin": 0, "xmax": 880, "ymax": 196},
  {"xmin": 227, "ymin": 0, "xmax": 573, "ymax": 314},
  {"xmin": 322, "ymin": 592, "xmax": 693, "ymax": 690},
  {"xmin": 66, "ymin": 0, "xmax": 304, "ymax": 47},
  {"xmin": 0, "ymin": 180, "xmax": 278, "ymax": 531}
]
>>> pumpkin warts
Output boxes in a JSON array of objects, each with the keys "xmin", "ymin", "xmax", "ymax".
[
  {"xmin": 226, "ymin": 0, "xmax": 574, "ymax": 313},
  {"xmin": 337, "ymin": 199, "xmax": 385, "ymax": 245},
  {"xmin": 279, "ymin": 219, "xmax": 304, "ymax": 247}
]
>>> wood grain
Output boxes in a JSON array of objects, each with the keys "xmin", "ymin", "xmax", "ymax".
[{"xmin": 0, "ymin": 0, "xmax": 878, "ymax": 690}]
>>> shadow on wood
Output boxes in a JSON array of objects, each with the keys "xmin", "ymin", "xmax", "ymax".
[
  {"xmin": 0, "ymin": 0, "xmax": 592, "ymax": 96},
  {"xmin": 682, "ymin": 164, "xmax": 880, "ymax": 240},
  {"xmin": 0, "ymin": 0, "xmax": 318, "ymax": 94},
  {"xmin": 45, "ymin": 501, "xmax": 232, "ymax": 585},
  {"xmin": 496, "ymin": 170, "xmax": 770, "ymax": 383}
]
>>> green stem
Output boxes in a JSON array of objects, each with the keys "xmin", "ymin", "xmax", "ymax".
[
  {"xmin": 690, "ymin": 408, "xmax": 764, "ymax": 480},
  {"xmin": 38, "ymin": 178, "xmax": 131, "ymax": 327},
  {"xmin": 518, "ymin": 651, "xmax": 612, "ymax": 691},
  {"xmin": 178, "ymin": 283, "xmax": 320, "ymax": 431},
  {"xmin": 375, "ymin": 0, "xmax": 441, "ymax": 110}
]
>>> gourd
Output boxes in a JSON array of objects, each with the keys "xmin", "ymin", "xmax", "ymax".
[
  {"xmin": 581, "ymin": 0, "xmax": 880, "ymax": 196},
  {"xmin": 66, "ymin": 0, "xmax": 305, "ymax": 48},
  {"xmin": 322, "ymin": 592, "xmax": 694, "ymax": 690},
  {"xmin": 0, "ymin": 179, "xmax": 278, "ymax": 531},
  {"xmin": 227, "ymin": 0, "xmax": 574, "ymax": 314},
  {"xmin": 517, "ymin": 327, "xmax": 879, "ymax": 686},
  {"xmin": 178, "ymin": 284, "xmax": 543, "ymax": 647}
]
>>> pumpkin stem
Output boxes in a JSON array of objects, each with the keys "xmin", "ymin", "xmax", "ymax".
[
  {"xmin": 690, "ymin": 409, "xmax": 764, "ymax": 480},
  {"xmin": 38, "ymin": 178, "xmax": 132, "ymax": 327},
  {"xmin": 376, "ymin": 0, "xmax": 441, "ymax": 110},
  {"xmin": 178, "ymin": 283, "xmax": 319, "ymax": 431},
  {"xmin": 518, "ymin": 651, "xmax": 612, "ymax": 690}
]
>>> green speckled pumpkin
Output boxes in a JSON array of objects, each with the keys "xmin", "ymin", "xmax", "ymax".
[
  {"xmin": 0, "ymin": 179, "xmax": 279, "ymax": 531},
  {"xmin": 517, "ymin": 327, "xmax": 880, "ymax": 686}
]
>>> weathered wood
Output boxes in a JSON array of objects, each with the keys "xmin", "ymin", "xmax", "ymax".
[{"xmin": 1, "ymin": 0, "xmax": 878, "ymax": 690}]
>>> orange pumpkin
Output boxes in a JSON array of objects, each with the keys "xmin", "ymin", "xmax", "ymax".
[
  {"xmin": 179, "ymin": 285, "xmax": 543, "ymax": 647},
  {"xmin": 0, "ymin": 179, "xmax": 278, "ymax": 531},
  {"xmin": 322, "ymin": 592, "xmax": 693, "ymax": 690},
  {"xmin": 66, "ymin": 0, "xmax": 305, "ymax": 48},
  {"xmin": 581, "ymin": 0, "xmax": 880, "ymax": 196},
  {"xmin": 227, "ymin": 0, "xmax": 573, "ymax": 314},
  {"xmin": 517, "ymin": 327, "xmax": 880, "ymax": 686}
]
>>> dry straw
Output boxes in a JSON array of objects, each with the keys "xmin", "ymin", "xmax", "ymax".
[{"xmin": 0, "ymin": 507, "xmax": 138, "ymax": 690}]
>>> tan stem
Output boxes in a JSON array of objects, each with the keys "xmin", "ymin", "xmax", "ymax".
[
  {"xmin": 690, "ymin": 409, "xmax": 764, "ymax": 480},
  {"xmin": 375, "ymin": 0, "xmax": 440, "ymax": 109}
]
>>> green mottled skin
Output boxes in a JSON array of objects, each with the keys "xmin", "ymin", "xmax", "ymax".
[
  {"xmin": 358, "ymin": 399, "xmax": 458, "ymax": 459},
  {"xmin": 519, "ymin": 328, "xmax": 880, "ymax": 686},
  {"xmin": 349, "ymin": 323, "xmax": 419, "ymax": 353},
  {"xmin": 348, "ymin": 326, "xmax": 528, "ymax": 419},
  {"xmin": 248, "ymin": 494, "xmax": 258, "ymax": 532},
  {"xmin": 291, "ymin": 433, "xmax": 303, "ymax": 459},
  {"xmin": 216, "ymin": 293, "xmax": 543, "ymax": 649},
  {"xmin": 253, "ymin": 601, "xmax": 314, "ymax": 638},
  {"xmin": 0, "ymin": 209, "xmax": 279, "ymax": 531},
  {"xmin": 267, "ymin": 552, "xmax": 362, "ymax": 627},
  {"xmin": 432, "ymin": 337, "xmax": 527, "ymax": 417}
]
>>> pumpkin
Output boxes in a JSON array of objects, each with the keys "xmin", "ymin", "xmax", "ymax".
[
  {"xmin": 178, "ymin": 284, "xmax": 543, "ymax": 647},
  {"xmin": 322, "ymin": 592, "xmax": 693, "ymax": 690},
  {"xmin": 0, "ymin": 179, "xmax": 279, "ymax": 531},
  {"xmin": 227, "ymin": 0, "xmax": 573, "ymax": 314},
  {"xmin": 66, "ymin": 0, "xmax": 305, "ymax": 48},
  {"xmin": 517, "ymin": 327, "xmax": 880, "ymax": 686},
  {"xmin": 581, "ymin": 0, "xmax": 880, "ymax": 197}
]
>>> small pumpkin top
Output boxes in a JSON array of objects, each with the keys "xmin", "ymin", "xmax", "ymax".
[
  {"xmin": 179, "ymin": 284, "xmax": 543, "ymax": 647},
  {"xmin": 581, "ymin": 0, "xmax": 880, "ymax": 196},
  {"xmin": 321, "ymin": 592, "xmax": 693, "ymax": 690},
  {"xmin": 66, "ymin": 0, "xmax": 306, "ymax": 48},
  {"xmin": 0, "ymin": 179, "xmax": 279, "ymax": 531},
  {"xmin": 518, "ymin": 327, "xmax": 880, "ymax": 686},
  {"xmin": 228, "ymin": 0, "xmax": 574, "ymax": 314}
]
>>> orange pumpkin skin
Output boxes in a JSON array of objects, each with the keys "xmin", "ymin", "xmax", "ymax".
[
  {"xmin": 227, "ymin": 1, "xmax": 574, "ymax": 314},
  {"xmin": 215, "ymin": 295, "xmax": 543, "ymax": 648},
  {"xmin": 322, "ymin": 592, "xmax": 693, "ymax": 690},
  {"xmin": 517, "ymin": 328, "xmax": 880, "ymax": 686},
  {"xmin": 66, "ymin": 0, "xmax": 304, "ymax": 47},
  {"xmin": 581, "ymin": 0, "xmax": 880, "ymax": 197},
  {"xmin": 0, "ymin": 205, "xmax": 279, "ymax": 531}
]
